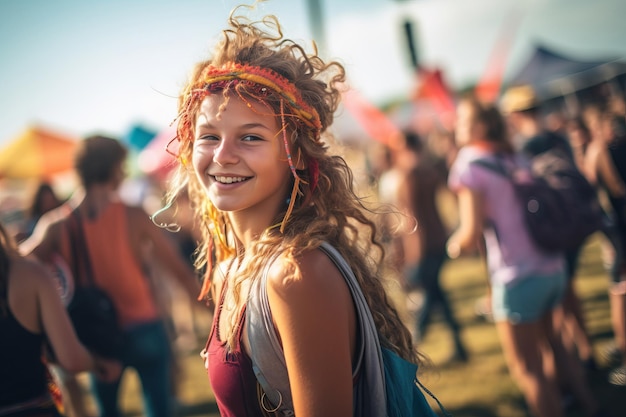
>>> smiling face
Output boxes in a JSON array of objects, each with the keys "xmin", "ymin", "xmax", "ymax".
[{"xmin": 192, "ymin": 93, "xmax": 292, "ymax": 225}]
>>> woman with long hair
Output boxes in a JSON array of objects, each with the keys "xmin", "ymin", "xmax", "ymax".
[{"xmin": 156, "ymin": 6, "xmax": 435, "ymax": 416}]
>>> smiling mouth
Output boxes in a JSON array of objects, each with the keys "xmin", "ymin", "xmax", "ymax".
[{"xmin": 213, "ymin": 176, "xmax": 250, "ymax": 184}]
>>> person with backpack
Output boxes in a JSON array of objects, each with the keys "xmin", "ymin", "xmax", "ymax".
[
  {"xmin": 20, "ymin": 136, "xmax": 202, "ymax": 417},
  {"xmin": 447, "ymin": 95, "xmax": 602, "ymax": 417},
  {"xmin": 501, "ymin": 84, "xmax": 602, "ymax": 371},
  {"xmin": 155, "ymin": 6, "xmax": 442, "ymax": 416}
]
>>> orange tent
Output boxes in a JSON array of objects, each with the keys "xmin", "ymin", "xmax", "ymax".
[{"xmin": 0, "ymin": 126, "xmax": 79, "ymax": 179}]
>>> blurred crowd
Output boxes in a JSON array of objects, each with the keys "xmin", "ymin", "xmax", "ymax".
[{"xmin": 368, "ymin": 79, "xmax": 626, "ymax": 417}]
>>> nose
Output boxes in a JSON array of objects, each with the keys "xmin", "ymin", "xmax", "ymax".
[{"xmin": 213, "ymin": 138, "xmax": 238, "ymax": 166}]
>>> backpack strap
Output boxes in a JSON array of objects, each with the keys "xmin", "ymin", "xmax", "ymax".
[
  {"xmin": 472, "ymin": 154, "xmax": 514, "ymax": 179},
  {"xmin": 317, "ymin": 243, "xmax": 387, "ymax": 416},
  {"xmin": 246, "ymin": 252, "xmax": 294, "ymax": 416},
  {"xmin": 246, "ymin": 243, "xmax": 386, "ymax": 417},
  {"xmin": 66, "ymin": 210, "xmax": 95, "ymax": 288}
]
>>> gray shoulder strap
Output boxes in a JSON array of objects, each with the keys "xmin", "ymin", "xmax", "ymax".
[
  {"xmin": 246, "ymin": 252, "xmax": 293, "ymax": 415},
  {"xmin": 246, "ymin": 242, "xmax": 386, "ymax": 417},
  {"xmin": 318, "ymin": 243, "xmax": 386, "ymax": 416}
]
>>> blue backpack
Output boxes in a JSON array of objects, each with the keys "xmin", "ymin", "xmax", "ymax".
[{"xmin": 382, "ymin": 345, "xmax": 449, "ymax": 417}]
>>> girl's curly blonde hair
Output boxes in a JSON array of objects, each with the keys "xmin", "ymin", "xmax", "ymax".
[{"xmin": 163, "ymin": 6, "xmax": 420, "ymax": 364}]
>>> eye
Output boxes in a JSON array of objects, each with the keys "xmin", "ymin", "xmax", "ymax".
[
  {"xmin": 196, "ymin": 134, "xmax": 220, "ymax": 142},
  {"xmin": 241, "ymin": 135, "xmax": 263, "ymax": 142}
]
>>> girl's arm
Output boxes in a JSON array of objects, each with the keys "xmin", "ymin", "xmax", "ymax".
[
  {"xmin": 446, "ymin": 186, "xmax": 484, "ymax": 259},
  {"xmin": 266, "ymin": 249, "xmax": 356, "ymax": 417}
]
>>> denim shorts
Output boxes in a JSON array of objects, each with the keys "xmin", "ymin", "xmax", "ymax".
[{"xmin": 491, "ymin": 273, "xmax": 566, "ymax": 324}]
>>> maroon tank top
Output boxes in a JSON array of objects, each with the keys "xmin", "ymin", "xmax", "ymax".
[{"xmin": 205, "ymin": 286, "xmax": 264, "ymax": 417}]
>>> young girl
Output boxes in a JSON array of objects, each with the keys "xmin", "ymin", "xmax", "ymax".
[{"xmin": 158, "ymin": 7, "xmax": 426, "ymax": 417}]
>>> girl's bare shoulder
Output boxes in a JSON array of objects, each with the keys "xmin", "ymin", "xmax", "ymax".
[{"xmin": 266, "ymin": 247, "xmax": 345, "ymax": 297}]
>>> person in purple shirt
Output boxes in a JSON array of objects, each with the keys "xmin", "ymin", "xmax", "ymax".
[{"xmin": 446, "ymin": 95, "xmax": 602, "ymax": 417}]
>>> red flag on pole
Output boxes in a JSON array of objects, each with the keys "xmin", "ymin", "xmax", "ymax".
[
  {"xmin": 412, "ymin": 67, "xmax": 456, "ymax": 130},
  {"xmin": 474, "ymin": 9, "xmax": 523, "ymax": 103},
  {"xmin": 341, "ymin": 87, "xmax": 403, "ymax": 149}
]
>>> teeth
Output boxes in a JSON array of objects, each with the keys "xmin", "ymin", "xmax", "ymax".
[{"xmin": 215, "ymin": 176, "xmax": 247, "ymax": 184}]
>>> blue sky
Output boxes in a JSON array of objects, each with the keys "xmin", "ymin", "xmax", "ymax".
[{"xmin": 1, "ymin": 0, "xmax": 625, "ymax": 147}]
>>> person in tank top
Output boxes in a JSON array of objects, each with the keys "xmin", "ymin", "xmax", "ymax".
[
  {"xmin": 20, "ymin": 136, "xmax": 202, "ymax": 417},
  {"xmin": 1, "ymin": 220, "xmax": 120, "ymax": 417},
  {"xmin": 155, "ymin": 5, "xmax": 436, "ymax": 416}
]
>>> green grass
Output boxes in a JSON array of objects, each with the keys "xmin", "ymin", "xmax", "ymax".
[{"xmin": 73, "ymin": 234, "xmax": 624, "ymax": 417}]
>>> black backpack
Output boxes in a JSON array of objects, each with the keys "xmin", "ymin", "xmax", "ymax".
[
  {"xmin": 474, "ymin": 150, "xmax": 604, "ymax": 253},
  {"xmin": 66, "ymin": 210, "xmax": 126, "ymax": 359}
]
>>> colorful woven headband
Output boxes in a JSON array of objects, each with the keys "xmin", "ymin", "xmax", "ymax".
[{"xmin": 184, "ymin": 62, "xmax": 322, "ymax": 134}]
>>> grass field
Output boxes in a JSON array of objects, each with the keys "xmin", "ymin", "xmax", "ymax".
[{"xmin": 73, "ymin": 233, "xmax": 625, "ymax": 417}]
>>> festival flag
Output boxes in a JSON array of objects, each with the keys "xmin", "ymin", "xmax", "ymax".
[
  {"xmin": 474, "ymin": 9, "xmax": 523, "ymax": 103},
  {"xmin": 340, "ymin": 87, "xmax": 403, "ymax": 149},
  {"xmin": 412, "ymin": 67, "xmax": 456, "ymax": 130}
]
